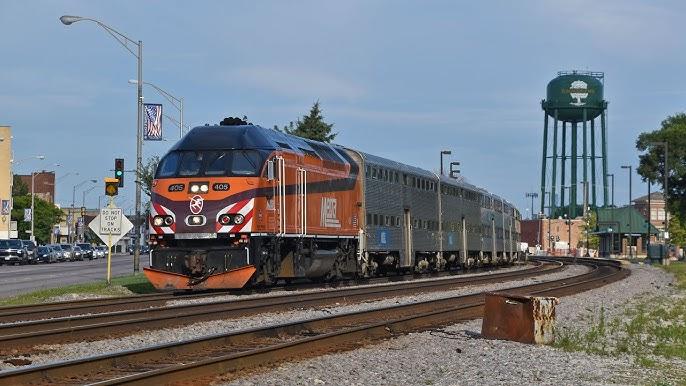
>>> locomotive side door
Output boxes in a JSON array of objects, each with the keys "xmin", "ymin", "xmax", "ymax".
[
  {"xmin": 296, "ymin": 167, "xmax": 307, "ymax": 236},
  {"xmin": 268, "ymin": 156, "xmax": 286, "ymax": 235}
]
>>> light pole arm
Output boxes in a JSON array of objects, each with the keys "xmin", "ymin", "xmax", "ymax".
[
  {"xmin": 81, "ymin": 18, "xmax": 140, "ymax": 58},
  {"xmin": 144, "ymin": 82, "xmax": 181, "ymax": 109}
]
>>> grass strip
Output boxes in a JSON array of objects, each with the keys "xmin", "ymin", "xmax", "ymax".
[{"xmin": 0, "ymin": 273, "xmax": 156, "ymax": 306}]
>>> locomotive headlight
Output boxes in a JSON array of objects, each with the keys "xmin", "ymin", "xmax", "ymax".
[
  {"xmin": 200, "ymin": 184, "xmax": 209, "ymax": 193},
  {"xmin": 153, "ymin": 216, "xmax": 164, "ymax": 226},
  {"xmin": 163, "ymin": 216, "xmax": 174, "ymax": 226},
  {"xmin": 190, "ymin": 184, "xmax": 200, "ymax": 193},
  {"xmin": 233, "ymin": 214, "xmax": 245, "ymax": 225}
]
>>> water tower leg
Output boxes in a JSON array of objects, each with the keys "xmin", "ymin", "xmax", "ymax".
[
  {"xmin": 601, "ymin": 109, "xmax": 609, "ymax": 207},
  {"xmin": 582, "ymin": 109, "xmax": 588, "ymax": 209},
  {"xmin": 591, "ymin": 117, "xmax": 597, "ymax": 207},
  {"xmin": 571, "ymin": 121, "xmax": 578, "ymax": 218},
  {"xmin": 561, "ymin": 121, "xmax": 567, "ymax": 212},
  {"xmin": 551, "ymin": 110, "xmax": 559, "ymax": 217},
  {"xmin": 540, "ymin": 111, "xmax": 549, "ymax": 214}
]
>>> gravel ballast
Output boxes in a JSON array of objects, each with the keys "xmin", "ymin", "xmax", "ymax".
[
  {"xmin": 219, "ymin": 263, "xmax": 679, "ymax": 386},
  {"xmin": 0, "ymin": 263, "xmax": 582, "ymax": 371}
]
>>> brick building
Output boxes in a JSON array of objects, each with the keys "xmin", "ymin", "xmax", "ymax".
[
  {"xmin": 17, "ymin": 171, "xmax": 56, "ymax": 203},
  {"xmin": 632, "ymin": 192, "xmax": 668, "ymax": 234},
  {"xmin": 521, "ymin": 217, "xmax": 584, "ymax": 255}
]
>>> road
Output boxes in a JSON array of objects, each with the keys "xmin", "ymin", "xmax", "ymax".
[{"xmin": 0, "ymin": 254, "xmax": 150, "ymax": 298}]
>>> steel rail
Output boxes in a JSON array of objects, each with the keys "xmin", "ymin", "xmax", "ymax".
[
  {"xmin": 0, "ymin": 264, "xmax": 530, "ymax": 324},
  {"xmin": 0, "ymin": 261, "xmax": 558, "ymax": 349},
  {"xmin": 0, "ymin": 258, "xmax": 626, "ymax": 385}
]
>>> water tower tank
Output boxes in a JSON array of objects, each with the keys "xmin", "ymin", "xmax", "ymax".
[{"xmin": 544, "ymin": 73, "xmax": 603, "ymax": 121}]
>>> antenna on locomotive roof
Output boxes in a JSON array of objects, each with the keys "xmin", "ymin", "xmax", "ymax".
[{"xmin": 220, "ymin": 116, "xmax": 249, "ymax": 126}]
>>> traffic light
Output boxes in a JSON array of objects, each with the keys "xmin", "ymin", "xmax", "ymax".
[
  {"xmin": 105, "ymin": 178, "xmax": 119, "ymax": 197},
  {"xmin": 115, "ymin": 158, "xmax": 124, "ymax": 187}
]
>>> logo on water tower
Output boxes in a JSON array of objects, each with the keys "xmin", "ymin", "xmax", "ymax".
[{"xmin": 569, "ymin": 80, "xmax": 589, "ymax": 106}]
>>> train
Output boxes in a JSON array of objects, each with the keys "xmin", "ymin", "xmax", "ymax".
[{"xmin": 143, "ymin": 118, "xmax": 522, "ymax": 290}]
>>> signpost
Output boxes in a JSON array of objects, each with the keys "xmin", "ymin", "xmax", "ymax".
[{"xmin": 88, "ymin": 201, "xmax": 133, "ymax": 284}]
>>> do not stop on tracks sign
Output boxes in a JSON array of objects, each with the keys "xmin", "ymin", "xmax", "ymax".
[
  {"xmin": 89, "ymin": 207, "xmax": 133, "ymax": 246},
  {"xmin": 88, "ymin": 206, "xmax": 134, "ymax": 285}
]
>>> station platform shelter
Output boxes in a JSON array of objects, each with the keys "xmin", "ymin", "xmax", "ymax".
[{"xmin": 595, "ymin": 206, "xmax": 660, "ymax": 258}]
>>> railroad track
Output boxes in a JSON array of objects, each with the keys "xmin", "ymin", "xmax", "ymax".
[
  {"xmin": 0, "ymin": 263, "xmax": 528, "ymax": 324},
  {"xmin": 0, "ymin": 261, "xmax": 558, "ymax": 350},
  {"xmin": 0, "ymin": 257, "xmax": 627, "ymax": 385}
]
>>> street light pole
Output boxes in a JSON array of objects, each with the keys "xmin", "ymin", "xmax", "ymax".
[
  {"xmin": 621, "ymin": 165, "xmax": 632, "ymax": 258},
  {"xmin": 649, "ymin": 142, "xmax": 669, "ymax": 240},
  {"xmin": 71, "ymin": 179, "xmax": 96, "ymax": 243},
  {"xmin": 606, "ymin": 173, "xmax": 614, "ymax": 207},
  {"xmin": 61, "ymin": 15, "xmax": 143, "ymax": 273},
  {"xmin": 30, "ymin": 172, "xmax": 36, "ymax": 242},
  {"xmin": 440, "ymin": 150, "xmax": 451, "ymax": 176},
  {"xmin": 525, "ymin": 192, "xmax": 538, "ymax": 220},
  {"xmin": 10, "ymin": 155, "xmax": 45, "ymax": 241}
]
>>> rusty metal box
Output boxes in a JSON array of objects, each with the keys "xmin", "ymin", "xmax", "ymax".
[{"xmin": 481, "ymin": 292, "xmax": 559, "ymax": 344}]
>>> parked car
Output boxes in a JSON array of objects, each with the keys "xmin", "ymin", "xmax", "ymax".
[
  {"xmin": 59, "ymin": 244, "xmax": 74, "ymax": 261},
  {"xmin": 36, "ymin": 246, "xmax": 58, "ymax": 264},
  {"xmin": 48, "ymin": 245, "xmax": 63, "ymax": 262},
  {"xmin": 94, "ymin": 245, "xmax": 107, "ymax": 259},
  {"xmin": 128, "ymin": 244, "xmax": 150, "ymax": 254},
  {"xmin": 49, "ymin": 244, "xmax": 66, "ymax": 262},
  {"xmin": 21, "ymin": 240, "xmax": 37, "ymax": 263},
  {"xmin": 76, "ymin": 243, "xmax": 95, "ymax": 259},
  {"xmin": 72, "ymin": 245, "xmax": 84, "ymax": 261},
  {"xmin": 0, "ymin": 239, "xmax": 29, "ymax": 265}
]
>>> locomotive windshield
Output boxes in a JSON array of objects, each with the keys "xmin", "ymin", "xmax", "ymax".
[{"xmin": 156, "ymin": 150, "xmax": 264, "ymax": 178}]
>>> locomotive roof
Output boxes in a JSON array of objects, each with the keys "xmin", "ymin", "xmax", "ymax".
[
  {"xmin": 172, "ymin": 125, "xmax": 342, "ymax": 158},
  {"xmin": 173, "ymin": 124, "xmax": 515, "ymax": 210}
]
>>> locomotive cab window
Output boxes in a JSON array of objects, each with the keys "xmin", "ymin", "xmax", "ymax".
[{"xmin": 155, "ymin": 150, "xmax": 264, "ymax": 178}]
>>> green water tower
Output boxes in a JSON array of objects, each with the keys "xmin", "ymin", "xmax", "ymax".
[{"xmin": 540, "ymin": 71, "xmax": 609, "ymax": 218}]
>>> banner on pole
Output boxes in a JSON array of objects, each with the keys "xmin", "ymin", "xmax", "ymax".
[
  {"xmin": 144, "ymin": 103, "xmax": 163, "ymax": 141},
  {"xmin": 1, "ymin": 200, "xmax": 9, "ymax": 215},
  {"xmin": 24, "ymin": 208, "xmax": 32, "ymax": 222}
]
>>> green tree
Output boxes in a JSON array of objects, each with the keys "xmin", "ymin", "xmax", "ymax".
[
  {"xmin": 10, "ymin": 195, "xmax": 63, "ymax": 244},
  {"xmin": 138, "ymin": 156, "xmax": 160, "ymax": 197},
  {"xmin": 582, "ymin": 211, "xmax": 600, "ymax": 249},
  {"xmin": 667, "ymin": 212, "xmax": 686, "ymax": 246},
  {"xmin": 636, "ymin": 113, "xmax": 686, "ymax": 246},
  {"xmin": 636, "ymin": 113, "xmax": 686, "ymax": 218},
  {"xmin": 277, "ymin": 101, "xmax": 337, "ymax": 143},
  {"xmin": 12, "ymin": 175, "xmax": 28, "ymax": 196}
]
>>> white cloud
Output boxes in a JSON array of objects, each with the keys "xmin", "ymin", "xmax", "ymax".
[{"xmin": 223, "ymin": 66, "xmax": 365, "ymax": 100}]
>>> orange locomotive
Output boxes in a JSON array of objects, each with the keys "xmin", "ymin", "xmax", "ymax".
[{"xmin": 144, "ymin": 119, "xmax": 363, "ymax": 290}]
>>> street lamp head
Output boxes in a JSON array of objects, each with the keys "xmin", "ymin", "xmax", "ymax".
[
  {"xmin": 128, "ymin": 79, "xmax": 139, "ymax": 85},
  {"xmin": 37, "ymin": 155, "xmax": 45, "ymax": 160},
  {"xmin": 90, "ymin": 179, "xmax": 97, "ymax": 183},
  {"xmin": 621, "ymin": 165, "xmax": 631, "ymax": 169},
  {"xmin": 59, "ymin": 15, "xmax": 84, "ymax": 25},
  {"xmin": 441, "ymin": 150, "xmax": 452, "ymax": 155}
]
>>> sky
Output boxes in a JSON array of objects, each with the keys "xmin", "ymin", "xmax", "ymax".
[{"xmin": 1, "ymin": 0, "xmax": 685, "ymax": 216}]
